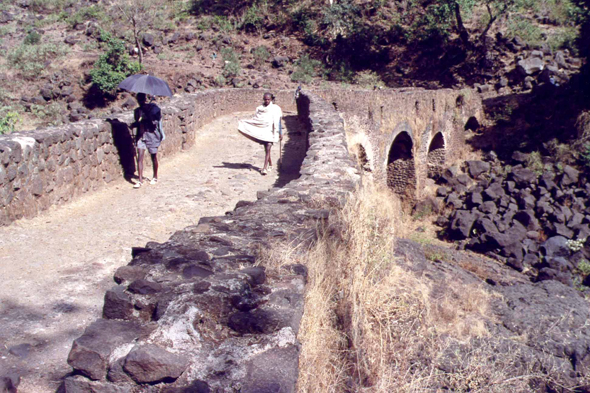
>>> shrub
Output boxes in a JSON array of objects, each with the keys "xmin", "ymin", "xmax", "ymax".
[
  {"xmin": 506, "ymin": 17, "xmax": 543, "ymax": 46},
  {"xmin": 321, "ymin": 0, "xmax": 361, "ymax": 39},
  {"xmin": 7, "ymin": 42, "xmax": 69, "ymax": 79},
  {"xmin": 252, "ymin": 45, "xmax": 270, "ymax": 65},
  {"xmin": 89, "ymin": 31, "xmax": 142, "ymax": 95},
  {"xmin": 291, "ymin": 54, "xmax": 323, "ymax": 84},
  {"xmin": 525, "ymin": 151, "xmax": 544, "ymax": 175},
  {"xmin": 353, "ymin": 70, "xmax": 385, "ymax": 89},
  {"xmin": 0, "ymin": 108, "xmax": 19, "ymax": 135},
  {"xmin": 67, "ymin": 5, "xmax": 108, "ymax": 28},
  {"xmin": 241, "ymin": 4, "xmax": 264, "ymax": 32},
  {"xmin": 220, "ymin": 47, "xmax": 240, "ymax": 78},
  {"xmin": 23, "ymin": 30, "xmax": 42, "ymax": 45}
]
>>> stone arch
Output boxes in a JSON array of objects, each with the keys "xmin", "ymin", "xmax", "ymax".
[
  {"xmin": 386, "ymin": 131, "xmax": 416, "ymax": 199},
  {"xmin": 427, "ymin": 132, "xmax": 446, "ymax": 179},
  {"xmin": 465, "ymin": 116, "xmax": 480, "ymax": 131}
]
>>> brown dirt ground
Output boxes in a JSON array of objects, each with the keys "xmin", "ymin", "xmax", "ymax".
[{"xmin": 0, "ymin": 110, "xmax": 305, "ymax": 392}]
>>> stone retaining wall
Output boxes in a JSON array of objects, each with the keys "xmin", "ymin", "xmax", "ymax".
[
  {"xmin": 0, "ymin": 89, "xmax": 295, "ymax": 226},
  {"xmin": 63, "ymin": 90, "xmax": 361, "ymax": 392}
]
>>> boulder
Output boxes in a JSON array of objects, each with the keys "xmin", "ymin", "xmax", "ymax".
[
  {"xmin": 555, "ymin": 51, "xmax": 568, "ymax": 69},
  {"xmin": 127, "ymin": 279, "xmax": 162, "ymax": 295},
  {"xmin": 450, "ymin": 210, "xmax": 479, "ymax": 239},
  {"xmin": 67, "ymin": 319, "xmax": 154, "ymax": 380},
  {"xmin": 103, "ymin": 285, "xmax": 134, "ymax": 320},
  {"xmin": 510, "ymin": 166, "xmax": 536, "ymax": 186},
  {"xmin": 484, "ymin": 182, "xmax": 505, "ymax": 201},
  {"xmin": 123, "ymin": 344, "xmax": 189, "ymax": 384},
  {"xmin": 465, "ymin": 160, "xmax": 490, "ymax": 178},
  {"xmin": 513, "ymin": 210, "xmax": 540, "ymax": 231},
  {"xmin": 241, "ymin": 347, "xmax": 299, "ymax": 393},
  {"xmin": 64, "ymin": 376, "xmax": 132, "ymax": 393},
  {"xmin": 272, "ymin": 56, "xmax": 289, "ymax": 68},
  {"xmin": 540, "ymin": 236, "xmax": 570, "ymax": 258},
  {"xmin": 561, "ymin": 165, "xmax": 579, "ymax": 187},
  {"xmin": 142, "ymin": 33, "xmax": 155, "ymax": 47},
  {"xmin": 517, "ymin": 58, "xmax": 544, "ymax": 75}
]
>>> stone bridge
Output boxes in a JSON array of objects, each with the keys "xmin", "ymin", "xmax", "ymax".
[
  {"xmin": 0, "ymin": 87, "xmax": 483, "ymax": 392},
  {"xmin": 317, "ymin": 88, "xmax": 483, "ymax": 200}
]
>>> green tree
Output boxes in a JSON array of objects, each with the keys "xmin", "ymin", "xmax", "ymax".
[{"xmin": 89, "ymin": 31, "xmax": 142, "ymax": 95}]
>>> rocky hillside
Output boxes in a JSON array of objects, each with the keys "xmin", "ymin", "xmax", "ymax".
[{"xmin": 0, "ymin": 0, "xmax": 588, "ymax": 132}]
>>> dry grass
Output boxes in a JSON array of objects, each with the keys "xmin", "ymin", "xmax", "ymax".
[{"xmin": 267, "ymin": 184, "xmax": 565, "ymax": 393}]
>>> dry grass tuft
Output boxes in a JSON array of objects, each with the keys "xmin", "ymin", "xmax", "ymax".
[{"xmin": 283, "ymin": 184, "xmax": 559, "ymax": 392}]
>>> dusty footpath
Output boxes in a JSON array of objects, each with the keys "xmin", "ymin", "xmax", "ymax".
[{"xmin": 0, "ymin": 111, "xmax": 305, "ymax": 392}]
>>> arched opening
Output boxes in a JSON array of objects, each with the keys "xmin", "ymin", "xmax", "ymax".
[
  {"xmin": 427, "ymin": 132, "xmax": 446, "ymax": 179},
  {"xmin": 352, "ymin": 144, "xmax": 371, "ymax": 172},
  {"xmin": 387, "ymin": 132, "xmax": 416, "ymax": 199},
  {"xmin": 465, "ymin": 116, "xmax": 480, "ymax": 131}
]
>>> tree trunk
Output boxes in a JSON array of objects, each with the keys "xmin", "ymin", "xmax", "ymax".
[
  {"xmin": 453, "ymin": 1, "xmax": 470, "ymax": 47},
  {"xmin": 132, "ymin": 18, "xmax": 143, "ymax": 65}
]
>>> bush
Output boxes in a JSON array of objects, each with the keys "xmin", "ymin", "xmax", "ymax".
[
  {"xmin": 241, "ymin": 4, "xmax": 265, "ymax": 32},
  {"xmin": 7, "ymin": 42, "xmax": 69, "ymax": 79},
  {"xmin": 291, "ymin": 54, "xmax": 324, "ymax": 84},
  {"xmin": 0, "ymin": 108, "xmax": 19, "ymax": 135},
  {"xmin": 90, "ymin": 31, "xmax": 142, "ymax": 95},
  {"xmin": 353, "ymin": 70, "xmax": 384, "ymax": 88},
  {"xmin": 507, "ymin": 17, "xmax": 543, "ymax": 46},
  {"xmin": 67, "ymin": 5, "xmax": 108, "ymax": 28},
  {"xmin": 221, "ymin": 47, "xmax": 240, "ymax": 78},
  {"xmin": 252, "ymin": 45, "xmax": 270, "ymax": 65},
  {"xmin": 23, "ymin": 30, "xmax": 42, "ymax": 45}
]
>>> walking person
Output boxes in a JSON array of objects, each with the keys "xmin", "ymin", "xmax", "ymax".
[
  {"xmin": 132, "ymin": 93, "xmax": 165, "ymax": 188},
  {"xmin": 238, "ymin": 92, "xmax": 282, "ymax": 175}
]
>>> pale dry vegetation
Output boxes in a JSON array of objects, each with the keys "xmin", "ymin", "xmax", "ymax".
[{"xmin": 259, "ymin": 184, "xmax": 571, "ymax": 392}]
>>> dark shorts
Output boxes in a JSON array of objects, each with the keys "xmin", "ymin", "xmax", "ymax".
[{"xmin": 137, "ymin": 131, "xmax": 161, "ymax": 154}]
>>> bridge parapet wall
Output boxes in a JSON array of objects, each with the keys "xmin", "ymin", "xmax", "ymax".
[
  {"xmin": 315, "ymin": 88, "xmax": 483, "ymax": 199},
  {"xmin": 0, "ymin": 89, "xmax": 294, "ymax": 226},
  {"xmin": 64, "ymin": 90, "xmax": 360, "ymax": 392}
]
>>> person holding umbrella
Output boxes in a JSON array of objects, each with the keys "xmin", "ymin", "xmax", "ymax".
[
  {"xmin": 117, "ymin": 74, "xmax": 172, "ymax": 188},
  {"xmin": 237, "ymin": 92, "xmax": 282, "ymax": 175},
  {"xmin": 131, "ymin": 93, "xmax": 165, "ymax": 188}
]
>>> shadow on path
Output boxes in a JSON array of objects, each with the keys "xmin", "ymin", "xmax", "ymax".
[{"xmin": 214, "ymin": 162, "xmax": 261, "ymax": 171}]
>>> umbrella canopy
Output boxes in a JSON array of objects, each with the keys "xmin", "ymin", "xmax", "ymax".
[{"xmin": 118, "ymin": 74, "xmax": 173, "ymax": 97}]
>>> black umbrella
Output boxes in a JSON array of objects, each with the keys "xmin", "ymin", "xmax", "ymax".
[{"xmin": 118, "ymin": 74, "xmax": 173, "ymax": 97}]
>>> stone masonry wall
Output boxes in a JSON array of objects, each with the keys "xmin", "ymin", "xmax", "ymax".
[
  {"xmin": 314, "ymin": 88, "xmax": 483, "ymax": 199},
  {"xmin": 63, "ymin": 90, "xmax": 360, "ymax": 392},
  {"xmin": 0, "ymin": 89, "xmax": 295, "ymax": 226}
]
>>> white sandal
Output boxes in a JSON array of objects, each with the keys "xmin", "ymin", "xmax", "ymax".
[
  {"xmin": 150, "ymin": 178, "xmax": 158, "ymax": 185},
  {"xmin": 133, "ymin": 181, "xmax": 142, "ymax": 189}
]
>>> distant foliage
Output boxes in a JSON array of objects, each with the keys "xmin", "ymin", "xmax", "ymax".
[
  {"xmin": 0, "ymin": 109, "xmax": 19, "ymax": 135},
  {"xmin": 291, "ymin": 54, "xmax": 324, "ymax": 84},
  {"xmin": 252, "ymin": 45, "xmax": 270, "ymax": 65},
  {"xmin": 23, "ymin": 30, "xmax": 41, "ymax": 45},
  {"xmin": 89, "ymin": 31, "xmax": 142, "ymax": 95},
  {"xmin": 7, "ymin": 42, "xmax": 69, "ymax": 79},
  {"xmin": 221, "ymin": 47, "xmax": 241, "ymax": 78},
  {"xmin": 353, "ymin": 70, "xmax": 385, "ymax": 89}
]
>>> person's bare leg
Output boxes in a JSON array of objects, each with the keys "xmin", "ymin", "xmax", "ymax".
[
  {"xmin": 151, "ymin": 153, "xmax": 158, "ymax": 180},
  {"xmin": 268, "ymin": 144, "xmax": 273, "ymax": 168},
  {"xmin": 262, "ymin": 143, "xmax": 271, "ymax": 173},
  {"xmin": 137, "ymin": 148, "xmax": 145, "ymax": 183}
]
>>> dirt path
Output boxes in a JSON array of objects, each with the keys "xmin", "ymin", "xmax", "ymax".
[{"xmin": 0, "ymin": 112, "xmax": 306, "ymax": 392}]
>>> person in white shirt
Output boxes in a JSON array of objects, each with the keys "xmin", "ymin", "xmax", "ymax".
[{"xmin": 238, "ymin": 92, "xmax": 282, "ymax": 175}]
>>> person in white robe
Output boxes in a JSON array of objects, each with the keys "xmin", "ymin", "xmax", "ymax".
[{"xmin": 238, "ymin": 92, "xmax": 282, "ymax": 175}]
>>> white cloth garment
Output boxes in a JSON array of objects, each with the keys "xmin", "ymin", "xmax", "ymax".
[{"xmin": 238, "ymin": 102, "xmax": 282, "ymax": 143}]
